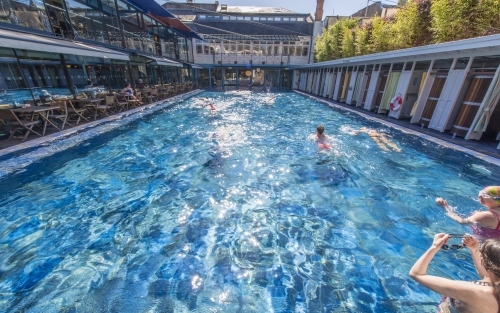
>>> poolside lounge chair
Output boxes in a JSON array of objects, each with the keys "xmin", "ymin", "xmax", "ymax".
[{"xmin": 0, "ymin": 109, "xmax": 42, "ymax": 141}]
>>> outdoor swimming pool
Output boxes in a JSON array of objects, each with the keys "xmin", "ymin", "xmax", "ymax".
[{"xmin": 0, "ymin": 91, "xmax": 499, "ymax": 312}]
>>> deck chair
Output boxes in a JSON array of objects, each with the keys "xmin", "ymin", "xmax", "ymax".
[
  {"xmin": 0, "ymin": 109, "xmax": 42, "ymax": 141},
  {"xmin": 143, "ymin": 89, "xmax": 158, "ymax": 103},
  {"xmin": 105, "ymin": 95, "xmax": 117, "ymax": 113},
  {"xmin": 47, "ymin": 100, "xmax": 72, "ymax": 130},
  {"xmin": 67, "ymin": 100, "xmax": 89, "ymax": 125},
  {"xmin": 114, "ymin": 94, "xmax": 129, "ymax": 112},
  {"xmin": 93, "ymin": 99, "xmax": 111, "ymax": 118}
]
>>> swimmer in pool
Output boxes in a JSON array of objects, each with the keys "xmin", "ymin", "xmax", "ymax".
[
  {"xmin": 205, "ymin": 102, "xmax": 216, "ymax": 112},
  {"xmin": 351, "ymin": 127, "xmax": 401, "ymax": 152},
  {"xmin": 309, "ymin": 125, "xmax": 332, "ymax": 149}
]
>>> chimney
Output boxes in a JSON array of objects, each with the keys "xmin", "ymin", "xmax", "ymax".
[{"xmin": 314, "ymin": 0, "xmax": 324, "ymax": 21}]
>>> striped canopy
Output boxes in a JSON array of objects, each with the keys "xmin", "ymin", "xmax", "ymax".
[{"xmin": 124, "ymin": 0, "xmax": 202, "ymax": 40}]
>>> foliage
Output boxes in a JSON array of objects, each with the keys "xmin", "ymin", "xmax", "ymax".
[
  {"xmin": 369, "ymin": 16, "xmax": 393, "ymax": 53},
  {"xmin": 354, "ymin": 27, "xmax": 370, "ymax": 56},
  {"xmin": 315, "ymin": 0, "xmax": 500, "ymax": 62}
]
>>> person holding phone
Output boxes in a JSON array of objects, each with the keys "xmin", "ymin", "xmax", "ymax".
[{"xmin": 410, "ymin": 234, "xmax": 500, "ymax": 313}]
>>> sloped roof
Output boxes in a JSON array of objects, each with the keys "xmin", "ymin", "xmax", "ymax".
[
  {"xmin": 186, "ymin": 21, "xmax": 313, "ymax": 37},
  {"xmin": 219, "ymin": 6, "xmax": 296, "ymax": 14}
]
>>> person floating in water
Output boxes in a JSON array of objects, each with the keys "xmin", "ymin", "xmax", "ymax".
[
  {"xmin": 351, "ymin": 127, "xmax": 401, "ymax": 152},
  {"xmin": 309, "ymin": 125, "xmax": 331, "ymax": 150},
  {"xmin": 436, "ymin": 186, "xmax": 500, "ymax": 240}
]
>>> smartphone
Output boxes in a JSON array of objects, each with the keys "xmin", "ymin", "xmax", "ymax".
[{"xmin": 447, "ymin": 234, "xmax": 467, "ymax": 238}]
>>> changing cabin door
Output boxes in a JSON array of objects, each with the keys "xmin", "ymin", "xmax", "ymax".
[
  {"xmin": 333, "ymin": 68, "xmax": 344, "ymax": 101},
  {"xmin": 322, "ymin": 71, "xmax": 330, "ymax": 97},
  {"xmin": 364, "ymin": 69, "xmax": 380, "ymax": 110},
  {"xmin": 389, "ymin": 70, "xmax": 413, "ymax": 119},
  {"xmin": 429, "ymin": 69, "xmax": 468, "ymax": 132},
  {"xmin": 345, "ymin": 70, "xmax": 358, "ymax": 104}
]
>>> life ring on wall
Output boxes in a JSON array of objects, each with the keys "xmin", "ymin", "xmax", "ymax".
[{"xmin": 390, "ymin": 95, "xmax": 403, "ymax": 111}]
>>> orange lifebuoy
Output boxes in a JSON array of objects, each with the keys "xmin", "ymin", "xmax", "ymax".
[{"xmin": 390, "ymin": 95, "xmax": 403, "ymax": 111}]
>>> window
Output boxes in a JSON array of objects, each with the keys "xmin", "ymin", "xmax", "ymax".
[
  {"xmin": 297, "ymin": 17, "xmax": 304, "ymax": 21},
  {"xmin": 296, "ymin": 46, "xmax": 302, "ymax": 56},
  {"xmin": 230, "ymin": 16, "xmax": 237, "ymax": 20},
  {"xmin": 274, "ymin": 17, "xmax": 281, "ymax": 21},
  {"xmin": 283, "ymin": 17, "xmax": 289, "ymax": 21},
  {"xmin": 244, "ymin": 17, "xmax": 251, "ymax": 20},
  {"xmin": 196, "ymin": 45, "xmax": 202, "ymax": 54},
  {"xmin": 290, "ymin": 18, "xmax": 297, "ymax": 21},
  {"xmin": 253, "ymin": 17, "xmax": 260, "ymax": 20},
  {"xmin": 199, "ymin": 15, "xmax": 206, "ymax": 19},
  {"xmin": 204, "ymin": 45, "xmax": 209, "ymax": 55},
  {"xmin": 237, "ymin": 16, "xmax": 244, "ymax": 20},
  {"xmin": 302, "ymin": 47, "xmax": 308, "ymax": 57},
  {"xmin": 223, "ymin": 16, "xmax": 229, "ymax": 20}
]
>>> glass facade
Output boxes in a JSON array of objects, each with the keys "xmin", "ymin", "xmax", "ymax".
[
  {"xmin": 0, "ymin": 0, "xmax": 193, "ymax": 61},
  {"xmin": 0, "ymin": 0, "xmax": 197, "ymax": 105},
  {"xmin": 195, "ymin": 39, "xmax": 310, "ymax": 58}
]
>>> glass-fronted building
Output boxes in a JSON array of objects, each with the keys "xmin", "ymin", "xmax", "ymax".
[
  {"xmin": 0, "ymin": 0, "xmax": 200, "ymax": 105},
  {"xmin": 163, "ymin": 2, "xmax": 314, "ymax": 88}
]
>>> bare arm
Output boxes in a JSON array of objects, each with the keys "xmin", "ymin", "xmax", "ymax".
[
  {"xmin": 435, "ymin": 198, "xmax": 481, "ymax": 226},
  {"xmin": 410, "ymin": 234, "xmax": 479, "ymax": 305},
  {"xmin": 463, "ymin": 235, "xmax": 488, "ymax": 279}
]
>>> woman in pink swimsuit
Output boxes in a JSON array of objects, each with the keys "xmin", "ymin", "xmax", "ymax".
[{"xmin": 436, "ymin": 186, "xmax": 500, "ymax": 240}]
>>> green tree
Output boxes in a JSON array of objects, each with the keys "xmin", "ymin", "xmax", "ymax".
[
  {"xmin": 354, "ymin": 27, "xmax": 370, "ymax": 56},
  {"xmin": 476, "ymin": 0, "xmax": 500, "ymax": 36},
  {"xmin": 431, "ymin": 0, "xmax": 480, "ymax": 42},
  {"xmin": 369, "ymin": 17, "xmax": 393, "ymax": 53},
  {"xmin": 392, "ymin": 0, "xmax": 432, "ymax": 49},
  {"xmin": 341, "ymin": 25, "xmax": 355, "ymax": 57}
]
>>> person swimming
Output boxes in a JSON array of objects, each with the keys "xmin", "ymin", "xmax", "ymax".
[
  {"xmin": 351, "ymin": 127, "xmax": 401, "ymax": 152},
  {"xmin": 436, "ymin": 186, "xmax": 500, "ymax": 240},
  {"xmin": 309, "ymin": 125, "xmax": 332, "ymax": 150}
]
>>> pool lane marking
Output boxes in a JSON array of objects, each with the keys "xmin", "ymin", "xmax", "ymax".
[
  {"xmin": 0, "ymin": 90, "xmax": 204, "ymax": 178},
  {"xmin": 294, "ymin": 90, "xmax": 500, "ymax": 167}
]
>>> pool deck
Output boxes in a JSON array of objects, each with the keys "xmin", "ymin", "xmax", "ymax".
[{"xmin": 295, "ymin": 90, "xmax": 500, "ymax": 166}]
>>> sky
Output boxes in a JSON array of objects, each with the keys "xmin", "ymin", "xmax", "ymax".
[{"xmin": 160, "ymin": 0, "xmax": 399, "ymax": 19}]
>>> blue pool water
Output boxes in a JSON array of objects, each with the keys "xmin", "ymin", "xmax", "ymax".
[{"xmin": 0, "ymin": 91, "xmax": 499, "ymax": 312}]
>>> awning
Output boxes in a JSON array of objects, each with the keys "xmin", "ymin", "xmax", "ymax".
[
  {"xmin": 0, "ymin": 28, "xmax": 130, "ymax": 61},
  {"xmin": 202, "ymin": 34, "xmax": 300, "ymax": 41},
  {"xmin": 123, "ymin": 0, "xmax": 202, "ymax": 40},
  {"xmin": 138, "ymin": 54, "xmax": 183, "ymax": 67}
]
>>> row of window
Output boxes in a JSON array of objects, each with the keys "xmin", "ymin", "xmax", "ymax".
[
  {"xmin": 197, "ymin": 15, "xmax": 308, "ymax": 22},
  {"xmin": 196, "ymin": 42, "xmax": 309, "ymax": 57}
]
